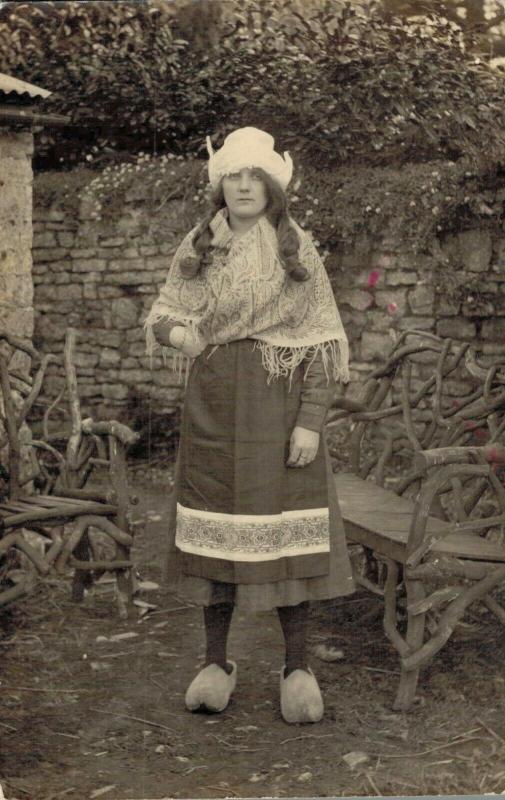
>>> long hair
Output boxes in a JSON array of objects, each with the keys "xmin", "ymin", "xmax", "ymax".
[{"xmin": 179, "ymin": 169, "xmax": 309, "ymax": 281}]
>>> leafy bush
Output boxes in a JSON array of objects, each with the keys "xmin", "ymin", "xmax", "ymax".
[
  {"xmin": 34, "ymin": 149, "xmax": 505, "ymax": 264},
  {"xmin": 2, "ymin": 0, "xmax": 505, "ymax": 173}
]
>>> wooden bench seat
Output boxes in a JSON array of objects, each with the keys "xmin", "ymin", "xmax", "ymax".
[{"xmin": 336, "ymin": 472, "xmax": 505, "ymax": 564}]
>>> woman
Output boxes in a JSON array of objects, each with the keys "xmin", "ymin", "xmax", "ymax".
[{"xmin": 145, "ymin": 127, "xmax": 354, "ymax": 724}]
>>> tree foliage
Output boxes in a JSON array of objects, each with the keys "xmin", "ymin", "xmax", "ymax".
[{"xmin": 1, "ymin": 0, "xmax": 505, "ymax": 171}]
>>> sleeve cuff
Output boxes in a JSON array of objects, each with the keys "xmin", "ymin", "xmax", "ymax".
[{"xmin": 295, "ymin": 406, "xmax": 326, "ymax": 433}]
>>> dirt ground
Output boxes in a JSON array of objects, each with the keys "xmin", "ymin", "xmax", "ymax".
[{"xmin": 2, "ymin": 470, "xmax": 505, "ymax": 800}]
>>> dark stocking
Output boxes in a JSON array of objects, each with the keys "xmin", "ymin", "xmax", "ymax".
[
  {"xmin": 203, "ymin": 602, "xmax": 234, "ymax": 674},
  {"xmin": 277, "ymin": 601, "xmax": 309, "ymax": 676}
]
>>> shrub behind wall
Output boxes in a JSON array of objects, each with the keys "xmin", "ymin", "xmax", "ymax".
[{"xmin": 32, "ymin": 156, "xmax": 505, "ymax": 428}]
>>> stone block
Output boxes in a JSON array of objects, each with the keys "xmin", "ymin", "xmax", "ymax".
[
  {"xmin": 70, "ymin": 248, "xmax": 96, "ymax": 259},
  {"xmin": 72, "ymin": 258, "xmax": 106, "ymax": 273},
  {"xmin": 461, "ymin": 229, "xmax": 492, "ymax": 272},
  {"xmin": 159, "ymin": 241, "xmax": 179, "ymax": 256},
  {"xmin": 99, "ymin": 348, "xmax": 121, "ymax": 368},
  {"xmin": 361, "ymin": 331, "xmax": 395, "ymax": 361},
  {"xmin": 149, "ymin": 270, "xmax": 169, "ymax": 283},
  {"xmin": 436, "ymin": 318, "xmax": 476, "ymax": 340},
  {"xmin": 46, "ymin": 260, "xmax": 70, "ymax": 273},
  {"xmin": 108, "ymin": 258, "xmax": 146, "ymax": 273},
  {"xmin": 83, "ymin": 284, "xmax": 98, "ymax": 300},
  {"xmin": 340, "ymin": 289, "xmax": 373, "ymax": 312},
  {"xmin": 385, "ymin": 270, "xmax": 418, "ymax": 286},
  {"xmin": 34, "ymin": 314, "xmax": 65, "ymax": 341},
  {"xmin": 89, "ymin": 329, "xmax": 122, "ymax": 348},
  {"xmin": 57, "ymin": 231, "xmax": 76, "ymax": 248},
  {"xmin": 107, "ymin": 272, "xmax": 147, "ymax": 285},
  {"xmin": 442, "ymin": 229, "xmax": 492, "ymax": 272},
  {"xmin": 374, "ymin": 288, "xmax": 408, "ymax": 315},
  {"xmin": 444, "ymin": 379, "xmax": 474, "ymax": 397},
  {"xmin": 397, "ymin": 316, "xmax": 434, "ymax": 332},
  {"xmin": 136, "ymin": 285, "xmax": 160, "ymax": 293},
  {"xmin": 121, "ymin": 357, "xmax": 140, "ymax": 369},
  {"xmin": 481, "ymin": 343, "xmax": 505, "ymax": 355},
  {"xmin": 111, "ymin": 297, "xmax": 139, "ymax": 329},
  {"xmin": 46, "ymin": 222, "xmax": 77, "ymax": 231},
  {"xmin": 73, "ymin": 351, "xmax": 99, "ymax": 368},
  {"xmin": 129, "ymin": 341, "xmax": 148, "ymax": 357},
  {"xmin": 481, "ymin": 318, "xmax": 505, "ymax": 340},
  {"xmin": 461, "ymin": 297, "xmax": 495, "ymax": 317},
  {"xmin": 126, "ymin": 329, "xmax": 145, "ymax": 342},
  {"xmin": 97, "ymin": 287, "xmax": 123, "ymax": 299},
  {"xmin": 99, "ymin": 237, "xmax": 126, "ymax": 247},
  {"xmin": 119, "ymin": 368, "xmax": 152, "ymax": 384},
  {"xmin": 33, "ymin": 231, "xmax": 57, "ymax": 248},
  {"xmin": 145, "ymin": 256, "xmax": 169, "ymax": 271},
  {"xmin": 152, "ymin": 369, "xmax": 184, "ymax": 387},
  {"xmin": 79, "ymin": 384, "xmax": 106, "ymax": 398},
  {"xmin": 58, "ymin": 285, "xmax": 83, "ymax": 300},
  {"xmin": 368, "ymin": 311, "xmax": 400, "ymax": 332},
  {"xmin": 408, "ymin": 283, "xmax": 435, "ymax": 315},
  {"xmin": 81, "ymin": 272, "xmax": 101, "ymax": 284},
  {"xmin": 436, "ymin": 295, "xmax": 460, "ymax": 316},
  {"xmin": 35, "ymin": 284, "xmax": 58, "ymax": 301},
  {"xmin": 140, "ymin": 246, "xmax": 160, "ymax": 256},
  {"xmin": 32, "ymin": 247, "xmax": 69, "ymax": 262},
  {"xmin": 102, "ymin": 384, "xmax": 129, "ymax": 400}
]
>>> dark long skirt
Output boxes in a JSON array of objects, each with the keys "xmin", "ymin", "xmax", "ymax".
[{"xmin": 165, "ymin": 340, "xmax": 354, "ymax": 611}]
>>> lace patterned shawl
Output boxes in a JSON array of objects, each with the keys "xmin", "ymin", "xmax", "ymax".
[{"xmin": 145, "ymin": 209, "xmax": 349, "ymax": 384}]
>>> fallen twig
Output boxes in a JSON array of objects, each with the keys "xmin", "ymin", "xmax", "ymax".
[
  {"xmin": 366, "ymin": 772, "xmax": 382, "ymax": 796},
  {"xmin": 0, "ymin": 685, "xmax": 90, "ymax": 693},
  {"xmin": 208, "ymin": 734, "xmax": 266, "ymax": 752},
  {"xmin": 90, "ymin": 707, "xmax": 175, "ymax": 734},
  {"xmin": 362, "ymin": 666, "xmax": 401, "ymax": 676},
  {"xmin": 147, "ymin": 604, "xmax": 195, "ymax": 616},
  {"xmin": 370, "ymin": 735, "xmax": 483, "ymax": 759},
  {"xmin": 184, "ymin": 766, "xmax": 207, "ymax": 776},
  {"xmin": 476, "ymin": 716, "xmax": 505, "ymax": 745},
  {"xmin": 280, "ymin": 732, "xmax": 342, "ymax": 745}
]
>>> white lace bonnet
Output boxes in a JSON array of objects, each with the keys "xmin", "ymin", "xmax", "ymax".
[{"xmin": 206, "ymin": 127, "xmax": 293, "ymax": 191}]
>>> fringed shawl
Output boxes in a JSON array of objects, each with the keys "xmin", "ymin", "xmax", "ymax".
[{"xmin": 145, "ymin": 210, "xmax": 349, "ymax": 384}]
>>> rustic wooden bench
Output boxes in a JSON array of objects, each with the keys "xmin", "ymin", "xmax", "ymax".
[
  {"xmin": 0, "ymin": 328, "xmax": 140, "ymax": 617},
  {"xmin": 329, "ymin": 330, "xmax": 505, "ymax": 710}
]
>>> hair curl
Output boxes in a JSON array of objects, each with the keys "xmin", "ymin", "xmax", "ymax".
[{"xmin": 179, "ymin": 169, "xmax": 309, "ymax": 282}]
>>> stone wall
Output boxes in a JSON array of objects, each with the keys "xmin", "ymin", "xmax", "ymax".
[
  {"xmin": 0, "ymin": 130, "xmax": 34, "ymax": 352},
  {"xmin": 32, "ymin": 194, "xmax": 186, "ymax": 422},
  {"xmin": 336, "ymin": 227, "xmax": 505, "ymax": 392},
  {"xmin": 32, "ymin": 169, "xmax": 505, "ymax": 421}
]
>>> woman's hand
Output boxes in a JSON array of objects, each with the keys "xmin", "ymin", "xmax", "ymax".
[
  {"xmin": 169, "ymin": 326, "xmax": 206, "ymax": 359},
  {"xmin": 151, "ymin": 319, "xmax": 173, "ymax": 347},
  {"xmin": 286, "ymin": 426, "xmax": 320, "ymax": 468}
]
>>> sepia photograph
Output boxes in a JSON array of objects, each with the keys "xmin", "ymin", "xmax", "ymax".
[{"xmin": 1, "ymin": 0, "xmax": 505, "ymax": 798}]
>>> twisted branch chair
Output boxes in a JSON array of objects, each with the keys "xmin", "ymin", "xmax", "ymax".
[
  {"xmin": 330, "ymin": 330, "xmax": 505, "ymax": 710},
  {"xmin": 0, "ymin": 328, "xmax": 140, "ymax": 618}
]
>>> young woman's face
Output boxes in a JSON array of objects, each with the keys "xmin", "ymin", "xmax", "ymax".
[{"xmin": 222, "ymin": 168, "xmax": 268, "ymax": 222}]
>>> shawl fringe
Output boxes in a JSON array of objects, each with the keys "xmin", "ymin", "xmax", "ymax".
[
  {"xmin": 252, "ymin": 339, "xmax": 350, "ymax": 386},
  {"xmin": 144, "ymin": 311, "xmax": 196, "ymax": 384}
]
